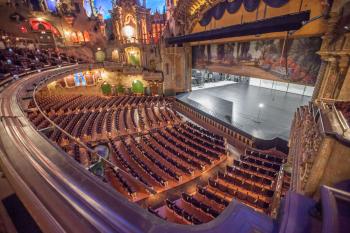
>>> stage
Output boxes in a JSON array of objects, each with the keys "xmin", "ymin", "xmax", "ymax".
[{"xmin": 177, "ymin": 83, "xmax": 311, "ymax": 141}]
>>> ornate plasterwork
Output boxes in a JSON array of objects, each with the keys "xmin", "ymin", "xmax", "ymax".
[
  {"xmin": 315, "ymin": 1, "xmax": 350, "ymax": 100},
  {"xmin": 173, "ymin": 0, "xmax": 220, "ymax": 32}
]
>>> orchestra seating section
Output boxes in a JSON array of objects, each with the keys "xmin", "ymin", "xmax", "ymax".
[
  {"xmin": 151, "ymin": 148, "xmax": 288, "ymax": 224},
  {"xmin": 27, "ymin": 92, "xmax": 291, "ymax": 224},
  {"xmin": 0, "ymin": 47, "xmax": 85, "ymax": 80},
  {"xmin": 28, "ymin": 94, "xmax": 228, "ymax": 202}
]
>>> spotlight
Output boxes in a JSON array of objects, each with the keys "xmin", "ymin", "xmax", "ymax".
[{"xmin": 259, "ymin": 103, "xmax": 264, "ymax": 108}]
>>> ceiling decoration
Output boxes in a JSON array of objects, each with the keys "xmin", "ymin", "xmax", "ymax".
[{"xmin": 174, "ymin": 0, "xmax": 217, "ymax": 18}]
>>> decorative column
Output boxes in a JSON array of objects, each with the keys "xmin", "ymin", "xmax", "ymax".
[
  {"xmin": 312, "ymin": 61, "xmax": 327, "ymax": 101},
  {"xmin": 338, "ymin": 67, "xmax": 350, "ymax": 100},
  {"xmin": 314, "ymin": 1, "xmax": 350, "ymax": 101},
  {"xmin": 184, "ymin": 44, "xmax": 192, "ymax": 92},
  {"xmin": 337, "ymin": 33, "xmax": 350, "ymax": 99},
  {"xmin": 318, "ymin": 56, "xmax": 339, "ymax": 99},
  {"xmin": 313, "ymin": 5, "xmax": 338, "ymax": 101},
  {"xmin": 333, "ymin": 55, "xmax": 350, "ymax": 98}
]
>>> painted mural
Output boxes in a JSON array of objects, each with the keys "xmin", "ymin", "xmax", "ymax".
[{"xmin": 192, "ymin": 37, "xmax": 322, "ymax": 86}]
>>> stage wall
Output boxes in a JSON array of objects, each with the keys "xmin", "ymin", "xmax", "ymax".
[{"xmin": 192, "ymin": 37, "xmax": 322, "ymax": 86}]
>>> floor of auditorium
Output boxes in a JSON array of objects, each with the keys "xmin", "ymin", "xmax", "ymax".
[{"xmin": 177, "ymin": 83, "xmax": 311, "ymax": 140}]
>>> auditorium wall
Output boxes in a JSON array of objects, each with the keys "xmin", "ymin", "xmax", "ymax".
[{"xmin": 192, "ymin": 37, "xmax": 322, "ymax": 86}]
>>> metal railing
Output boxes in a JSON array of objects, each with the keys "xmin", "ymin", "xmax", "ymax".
[{"xmin": 321, "ymin": 185, "xmax": 350, "ymax": 233}]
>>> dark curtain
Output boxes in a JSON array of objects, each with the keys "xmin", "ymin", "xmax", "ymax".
[
  {"xmin": 199, "ymin": 10, "xmax": 213, "ymax": 27},
  {"xmin": 198, "ymin": 0, "xmax": 291, "ymax": 28},
  {"xmin": 227, "ymin": 0, "xmax": 243, "ymax": 14},
  {"xmin": 243, "ymin": 0, "xmax": 260, "ymax": 12},
  {"xmin": 167, "ymin": 11, "xmax": 310, "ymax": 44},
  {"xmin": 213, "ymin": 2, "xmax": 227, "ymax": 20},
  {"xmin": 263, "ymin": 0, "xmax": 289, "ymax": 8}
]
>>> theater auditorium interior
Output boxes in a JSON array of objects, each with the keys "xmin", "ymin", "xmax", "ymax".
[{"xmin": 0, "ymin": 0, "xmax": 349, "ymax": 232}]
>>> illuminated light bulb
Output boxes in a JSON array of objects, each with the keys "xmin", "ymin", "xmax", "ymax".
[{"xmin": 122, "ymin": 25, "xmax": 135, "ymax": 38}]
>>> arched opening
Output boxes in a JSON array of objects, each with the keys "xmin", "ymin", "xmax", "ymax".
[
  {"xmin": 125, "ymin": 47, "xmax": 141, "ymax": 66},
  {"xmin": 29, "ymin": 18, "xmax": 61, "ymax": 37}
]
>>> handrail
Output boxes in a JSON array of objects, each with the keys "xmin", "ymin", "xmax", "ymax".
[
  {"xmin": 320, "ymin": 185, "xmax": 349, "ymax": 233},
  {"xmin": 319, "ymin": 98, "xmax": 350, "ymax": 131},
  {"xmin": 0, "ymin": 64, "xmax": 72, "ymax": 91},
  {"xmin": 322, "ymin": 185, "xmax": 350, "ymax": 202}
]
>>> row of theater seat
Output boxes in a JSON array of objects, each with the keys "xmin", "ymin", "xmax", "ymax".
[
  {"xmin": 150, "ymin": 148, "xmax": 287, "ymax": 224},
  {"xmin": 109, "ymin": 139, "xmax": 151, "ymax": 190},
  {"xmin": 58, "ymin": 121, "xmax": 226, "ymax": 200},
  {"xmin": 0, "ymin": 47, "xmax": 85, "ymax": 80},
  {"xmin": 186, "ymin": 121, "xmax": 224, "ymax": 142},
  {"xmin": 142, "ymin": 135, "xmax": 193, "ymax": 175},
  {"xmin": 132, "ymin": 137, "xmax": 181, "ymax": 181},
  {"xmin": 63, "ymin": 144, "xmax": 93, "ymax": 168},
  {"xmin": 166, "ymin": 127, "xmax": 221, "ymax": 158},
  {"xmin": 152, "ymin": 130, "xmax": 207, "ymax": 170},
  {"xmin": 174, "ymin": 124, "xmax": 226, "ymax": 153},
  {"xmin": 165, "ymin": 199, "xmax": 203, "ymax": 225},
  {"xmin": 29, "ymin": 96, "xmax": 182, "ymax": 143},
  {"xmin": 122, "ymin": 139, "xmax": 167, "ymax": 187},
  {"xmin": 32, "ymin": 95, "xmax": 170, "ymax": 114},
  {"xmin": 29, "ymin": 93, "xmax": 228, "ymax": 205},
  {"xmin": 114, "ymin": 128, "xmax": 224, "ymax": 193}
]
